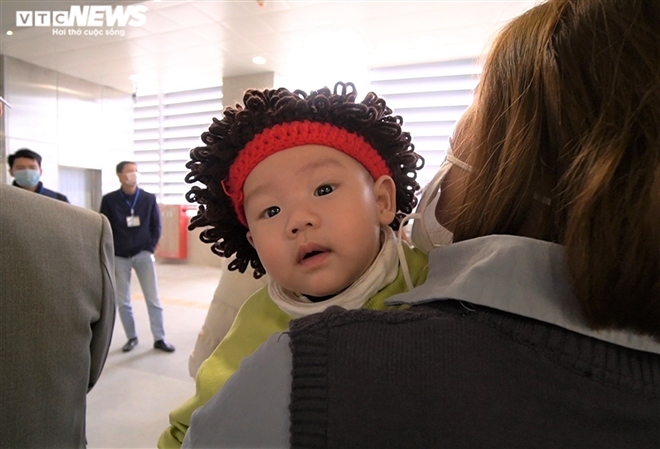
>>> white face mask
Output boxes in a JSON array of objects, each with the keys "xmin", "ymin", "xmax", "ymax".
[
  {"xmin": 124, "ymin": 172, "xmax": 139, "ymax": 186},
  {"xmin": 409, "ymin": 149, "xmax": 473, "ymax": 253}
]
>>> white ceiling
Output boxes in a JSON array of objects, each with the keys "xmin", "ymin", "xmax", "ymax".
[{"xmin": 0, "ymin": 0, "xmax": 538, "ymax": 95}]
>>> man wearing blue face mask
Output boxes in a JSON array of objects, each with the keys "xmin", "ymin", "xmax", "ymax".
[{"xmin": 7, "ymin": 149, "xmax": 69, "ymax": 202}]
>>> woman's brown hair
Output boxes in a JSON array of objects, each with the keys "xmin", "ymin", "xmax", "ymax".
[{"xmin": 452, "ymin": 0, "xmax": 660, "ymax": 336}]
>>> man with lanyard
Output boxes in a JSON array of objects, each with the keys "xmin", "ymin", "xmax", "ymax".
[
  {"xmin": 100, "ymin": 161, "xmax": 175, "ymax": 353},
  {"xmin": 7, "ymin": 148, "xmax": 69, "ymax": 202}
]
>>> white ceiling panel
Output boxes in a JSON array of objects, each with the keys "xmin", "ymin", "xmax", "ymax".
[{"xmin": 0, "ymin": 0, "xmax": 539, "ymax": 95}]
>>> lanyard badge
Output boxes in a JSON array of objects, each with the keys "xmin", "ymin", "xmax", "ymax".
[{"xmin": 121, "ymin": 189, "xmax": 142, "ymax": 228}]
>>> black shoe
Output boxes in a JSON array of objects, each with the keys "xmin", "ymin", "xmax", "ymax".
[
  {"xmin": 122, "ymin": 337, "xmax": 138, "ymax": 352},
  {"xmin": 154, "ymin": 339, "xmax": 175, "ymax": 353}
]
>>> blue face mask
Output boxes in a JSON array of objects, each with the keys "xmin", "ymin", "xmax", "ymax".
[{"xmin": 13, "ymin": 169, "xmax": 41, "ymax": 188}]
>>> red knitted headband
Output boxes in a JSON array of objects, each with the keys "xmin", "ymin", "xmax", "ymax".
[{"xmin": 222, "ymin": 120, "xmax": 392, "ymax": 226}]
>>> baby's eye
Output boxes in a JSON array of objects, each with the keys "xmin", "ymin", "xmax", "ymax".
[
  {"xmin": 315, "ymin": 184, "xmax": 334, "ymax": 196},
  {"xmin": 262, "ymin": 206, "xmax": 280, "ymax": 219}
]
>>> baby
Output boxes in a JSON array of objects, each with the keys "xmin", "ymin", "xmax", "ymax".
[{"xmin": 159, "ymin": 82, "xmax": 428, "ymax": 448}]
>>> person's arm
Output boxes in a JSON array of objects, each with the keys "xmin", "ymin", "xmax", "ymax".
[
  {"xmin": 183, "ymin": 333, "xmax": 292, "ymax": 449},
  {"xmin": 99, "ymin": 194, "xmax": 116, "ymax": 224},
  {"xmin": 88, "ymin": 214, "xmax": 116, "ymax": 390},
  {"xmin": 99, "ymin": 195, "xmax": 109, "ymax": 217},
  {"xmin": 150, "ymin": 196, "xmax": 162, "ymax": 250}
]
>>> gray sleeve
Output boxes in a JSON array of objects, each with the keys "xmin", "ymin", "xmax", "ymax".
[
  {"xmin": 88, "ymin": 213, "xmax": 116, "ymax": 391},
  {"xmin": 183, "ymin": 332, "xmax": 292, "ymax": 449}
]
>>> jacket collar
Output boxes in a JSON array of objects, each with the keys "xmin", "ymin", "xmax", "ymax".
[{"xmin": 386, "ymin": 235, "xmax": 660, "ymax": 355}]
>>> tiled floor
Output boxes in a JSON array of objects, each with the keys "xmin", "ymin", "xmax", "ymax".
[{"xmin": 86, "ymin": 261, "xmax": 222, "ymax": 449}]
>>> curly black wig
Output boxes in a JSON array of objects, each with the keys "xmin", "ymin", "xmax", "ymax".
[{"xmin": 185, "ymin": 81, "xmax": 424, "ymax": 278}]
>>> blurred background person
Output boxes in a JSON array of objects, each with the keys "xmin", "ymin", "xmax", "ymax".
[
  {"xmin": 7, "ymin": 148, "xmax": 69, "ymax": 202},
  {"xmin": 101, "ymin": 160, "xmax": 175, "ymax": 353}
]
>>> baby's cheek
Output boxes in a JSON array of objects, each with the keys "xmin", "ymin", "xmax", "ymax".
[{"xmin": 253, "ymin": 239, "xmax": 280, "ymax": 272}]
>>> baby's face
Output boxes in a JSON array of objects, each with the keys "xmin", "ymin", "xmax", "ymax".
[{"xmin": 243, "ymin": 145, "xmax": 393, "ymax": 297}]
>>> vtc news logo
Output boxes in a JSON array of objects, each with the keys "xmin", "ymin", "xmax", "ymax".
[{"xmin": 16, "ymin": 5, "xmax": 147, "ymax": 27}]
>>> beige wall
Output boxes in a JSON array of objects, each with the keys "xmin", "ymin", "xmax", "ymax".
[
  {"xmin": 185, "ymin": 228, "xmax": 223, "ymax": 268},
  {"xmin": 1, "ymin": 55, "xmax": 132, "ymax": 194}
]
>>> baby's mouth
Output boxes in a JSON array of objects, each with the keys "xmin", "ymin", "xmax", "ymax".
[
  {"xmin": 297, "ymin": 244, "xmax": 329, "ymax": 264},
  {"xmin": 303, "ymin": 250, "xmax": 324, "ymax": 260}
]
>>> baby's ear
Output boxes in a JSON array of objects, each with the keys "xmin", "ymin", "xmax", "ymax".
[
  {"xmin": 246, "ymin": 231, "xmax": 256, "ymax": 248},
  {"xmin": 373, "ymin": 175, "xmax": 397, "ymax": 226}
]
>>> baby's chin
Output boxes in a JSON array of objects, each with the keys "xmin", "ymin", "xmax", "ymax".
[{"xmin": 296, "ymin": 285, "xmax": 348, "ymax": 303}]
